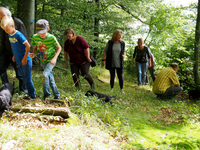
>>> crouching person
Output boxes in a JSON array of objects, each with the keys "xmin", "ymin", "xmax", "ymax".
[{"xmin": 153, "ymin": 63, "xmax": 182, "ymax": 100}]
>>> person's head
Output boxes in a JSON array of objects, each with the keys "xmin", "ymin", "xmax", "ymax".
[
  {"xmin": 111, "ymin": 29, "xmax": 123, "ymax": 42},
  {"xmin": 1, "ymin": 16, "xmax": 15, "ymax": 34},
  {"xmin": 0, "ymin": 7, "xmax": 11, "ymax": 21},
  {"xmin": 170, "ymin": 62, "xmax": 179, "ymax": 72},
  {"xmin": 35, "ymin": 19, "xmax": 49, "ymax": 39},
  {"xmin": 138, "ymin": 38, "xmax": 144, "ymax": 48},
  {"xmin": 64, "ymin": 28, "xmax": 76, "ymax": 40}
]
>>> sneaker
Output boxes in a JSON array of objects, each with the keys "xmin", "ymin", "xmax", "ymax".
[
  {"xmin": 44, "ymin": 95, "xmax": 51, "ymax": 100},
  {"xmin": 23, "ymin": 96, "xmax": 35, "ymax": 100},
  {"xmin": 121, "ymin": 89, "xmax": 125, "ymax": 94},
  {"xmin": 54, "ymin": 96, "xmax": 61, "ymax": 100},
  {"xmin": 20, "ymin": 89, "xmax": 28, "ymax": 95}
]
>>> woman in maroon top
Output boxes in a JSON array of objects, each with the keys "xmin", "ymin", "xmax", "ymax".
[{"xmin": 64, "ymin": 28, "xmax": 95, "ymax": 89}]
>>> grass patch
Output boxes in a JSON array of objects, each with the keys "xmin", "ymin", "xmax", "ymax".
[{"xmin": 0, "ymin": 65, "xmax": 200, "ymax": 149}]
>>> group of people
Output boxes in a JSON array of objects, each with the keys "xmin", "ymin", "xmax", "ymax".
[
  {"xmin": 0, "ymin": 7, "xmax": 96, "ymax": 100},
  {"xmin": 0, "ymin": 6, "xmax": 181, "ymax": 101}
]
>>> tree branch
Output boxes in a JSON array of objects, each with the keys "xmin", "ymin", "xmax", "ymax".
[{"xmin": 113, "ymin": 3, "xmax": 145, "ymax": 24}]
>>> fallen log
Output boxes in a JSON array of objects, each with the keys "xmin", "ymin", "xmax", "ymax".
[
  {"xmin": 45, "ymin": 99, "xmax": 71, "ymax": 107},
  {"xmin": 10, "ymin": 106, "xmax": 71, "ymax": 118}
]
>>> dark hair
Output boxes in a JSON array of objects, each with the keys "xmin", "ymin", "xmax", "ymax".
[
  {"xmin": 138, "ymin": 38, "xmax": 143, "ymax": 43},
  {"xmin": 64, "ymin": 28, "xmax": 75, "ymax": 36},
  {"xmin": 170, "ymin": 63, "xmax": 179, "ymax": 68}
]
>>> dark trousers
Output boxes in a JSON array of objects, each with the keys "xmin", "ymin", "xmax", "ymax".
[
  {"xmin": 156, "ymin": 86, "xmax": 182, "ymax": 99},
  {"xmin": 148, "ymin": 67, "xmax": 156, "ymax": 82},
  {"xmin": 70, "ymin": 61, "xmax": 94, "ymax": 88},
  {"xmin": 0, "ymin": 53, "xmax": 26, "ymax": 91},
  {"xmin": 109, "ymin": 68, "xmax": 124, "ymax": 90}
]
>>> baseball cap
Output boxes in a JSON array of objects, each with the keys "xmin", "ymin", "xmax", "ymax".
[{"xmin": 35, "ymin": 19, "xmax": 49, "ymax": 34}]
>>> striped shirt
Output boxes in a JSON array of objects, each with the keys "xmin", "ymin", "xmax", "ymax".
[
  {"xmin": 31, "ymin": 33, "xmax": 59, "ymax": 64},
  {"xmin": 153, "ymin": 67, "xmax": 180, "ymax": 94}
]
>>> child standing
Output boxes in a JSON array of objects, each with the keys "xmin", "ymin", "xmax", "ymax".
[
  {"xmin": 30, "ymin": 19, "xmax": 61, "ymax": 100},
  {"xmin": 1, "ymin": 16, "xmax": 36, "ymax": 99}
]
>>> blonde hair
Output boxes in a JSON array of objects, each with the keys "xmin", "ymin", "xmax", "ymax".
[
  {"xmin": 1, "ymin": 16, "xmax": 14, "ymax": 29},
  {"xmin": 111, "ymin": 29, "xmax": 123, "ymax": 42}
]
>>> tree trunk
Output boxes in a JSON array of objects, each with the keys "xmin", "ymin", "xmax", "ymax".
[
  {"xmin": 93, "ymin": 0, "xmax": 100, "ymax": 58},
  {"xmin": 17, "ymin": 0, "xmax": 35, "ymax": 43},
  {"xmin": 10, "ymin": 106, "xmax": 71, "ymax": 118},
  {"xmin": 194, "ymin": 0, "xmax": 200, "ymax": 90}
]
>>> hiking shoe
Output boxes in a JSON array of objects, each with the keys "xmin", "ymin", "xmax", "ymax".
[
  {"xmin": 54, "ymin": 96, "xmax": 61, "ymax": 100},
  {"xmin": 121, "ymin": 89, "xmax": 125, "ymax": 94},
  {"xmin": 44, "ymin": 95, "xmax": 51, "ymax": 100},
  {"xmin": 20, "ymin": 89, "xmax": 28, "ymax": 95},
  {"xmin": 23, "ymin": 96, "xmax": 35, "ymax": 100}
]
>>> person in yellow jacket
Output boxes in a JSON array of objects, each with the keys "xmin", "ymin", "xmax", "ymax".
[{"xmin": 153, "ymin": 63, "xmax": 182, "ymax": 99}]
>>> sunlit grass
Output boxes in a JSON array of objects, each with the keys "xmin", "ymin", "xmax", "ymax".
[{"xmin": 0, "ymin": 65, "xmax": 200, "ymax": 149}]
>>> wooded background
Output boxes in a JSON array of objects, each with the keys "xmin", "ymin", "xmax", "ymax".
[{"xmin": 0, "ymin": 0, "xmax": 199, "ymax": 92}]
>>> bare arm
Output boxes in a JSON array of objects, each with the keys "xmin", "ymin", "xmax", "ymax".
[
  {"xmin": 22, "ymin": 41, "xmax": 30, "ymax": 65},
  {"xmin": 29, "ymin": 45, "xmax": 38, "ymax": 58},
  {"xmin": 64, "ymin": 51, "xmax": 69, "ymax": 68},
  {"xmin": 102, "ymin": 53, "xmax": 106, "ymax": 66},
  {"xmin": 122, "ymin": 52, "xmax": 126, "ymax": 59},
  {"xmin": 148, "ymin": 58, "xmax": 152, "ymax": 67},
  {"xmin": 51, "ymin": 44, "xmax": 62, "ymax": 65},
  {"xmin": 132, "ymin": 58, "xmax": 135, "ymax": 66},
  {"xmin": 85, "ymin": 48, "xmax": 92, "ymax": 62}
]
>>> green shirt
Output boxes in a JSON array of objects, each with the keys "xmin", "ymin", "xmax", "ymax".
[
  {"xmin": 31, "ymin": 33, "xmax": 59, "ymax": 64},
  {"xmin": 153, "ymin": 67, "xmax": 180, "ymax": 94}
]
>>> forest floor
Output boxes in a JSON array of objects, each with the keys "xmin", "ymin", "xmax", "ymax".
[{"xmin": 0, "ymin": 64, "xmax": 200, "ymax": 150}]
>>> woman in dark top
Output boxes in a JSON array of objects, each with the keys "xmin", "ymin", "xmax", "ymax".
[
  {"xmin": 132, "ymin": 38, "xmax": 151, "ymax": 86},
  {"xmin": 102, "ymin": 29, "xmax": 126, "ymax": 93},
  {"xmin": 64, "ymin": 28, "xmax": 95, "ymax": 89}
]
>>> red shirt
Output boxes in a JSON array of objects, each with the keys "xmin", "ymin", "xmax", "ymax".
[{"xmin": 64, "ymin": 36, "xmax": 89, "ymax": 65}]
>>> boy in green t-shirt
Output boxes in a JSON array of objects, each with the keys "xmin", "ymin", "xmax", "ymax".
[{"xmin": 30, "ymin": 19, "xmax": 61, "ymax": 100}]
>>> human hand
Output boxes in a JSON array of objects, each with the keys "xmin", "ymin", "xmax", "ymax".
[
  {"xmin": 22, "ymin": 57, "xmax": 27, "ymax": 65},
  {"xmin": 12, "ymin": 56, "xmax": 15, "ymax": 62},
  {"xmin": 132, "ymin": 62, "xmax": 135, "ymax": 66},
  {"xmin": 148, "ymin": 63, "xmax": 152, "ymax": 68},
  {"xmin": 102, "ymin": 61, "xmax": 106, "ymax": 66},
  {"xmin": 50, "ymin": 58, "xmax": 56, "ymax": 65},
  {"xmin": 29, "ymin": 53, "xmax": 35, "ymax": 58},
  {"xmin": 87, "ymin": 57, "xmax": 92, "ymax": 62}
]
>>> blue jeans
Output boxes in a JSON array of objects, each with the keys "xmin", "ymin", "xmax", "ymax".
[
  {"xmin": 136, "ymin": 61, "xmax": 148, "ymax": 85},
  {"xmin": 0, "ymin": 53, "xmax": 26, "ymax": 91},
  {"xmin": 19, "ymin": 60, "xmax": 36, "ymax": 98},
  {"xmin": 42, "ymin": 62, "xmax": 60, "ymax": 98}
]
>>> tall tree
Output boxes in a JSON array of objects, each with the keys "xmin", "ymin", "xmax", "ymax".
[
  {"xmin": 17, "ymin": 0, "xmax": 35, "ymax": 43},
  {"xmin": 194, "ymin": 0, "xmax": 200, "ymax": 90}
]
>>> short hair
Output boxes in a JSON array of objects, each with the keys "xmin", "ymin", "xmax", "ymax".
[
  {"xmin": 64, "ymin": 28, "xmax": 75, "ymax": 36},
  {"xmin": 111, "ymin": 29, "xmax": 123, "ymax": 42},
  {"xmin": 170, "ymin": 63, "xmax": 179, "ymax": 68},
  {"xmin": 0, "ymin": 7, "xmax": 12, "ymax": 17},
  {"xmin": 1, "ymin": 16, "xmax": 14, "ymax": 28},
  {"xmin": 138, "ymin": 38, "xmax": 143, "ymax": 43}
]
